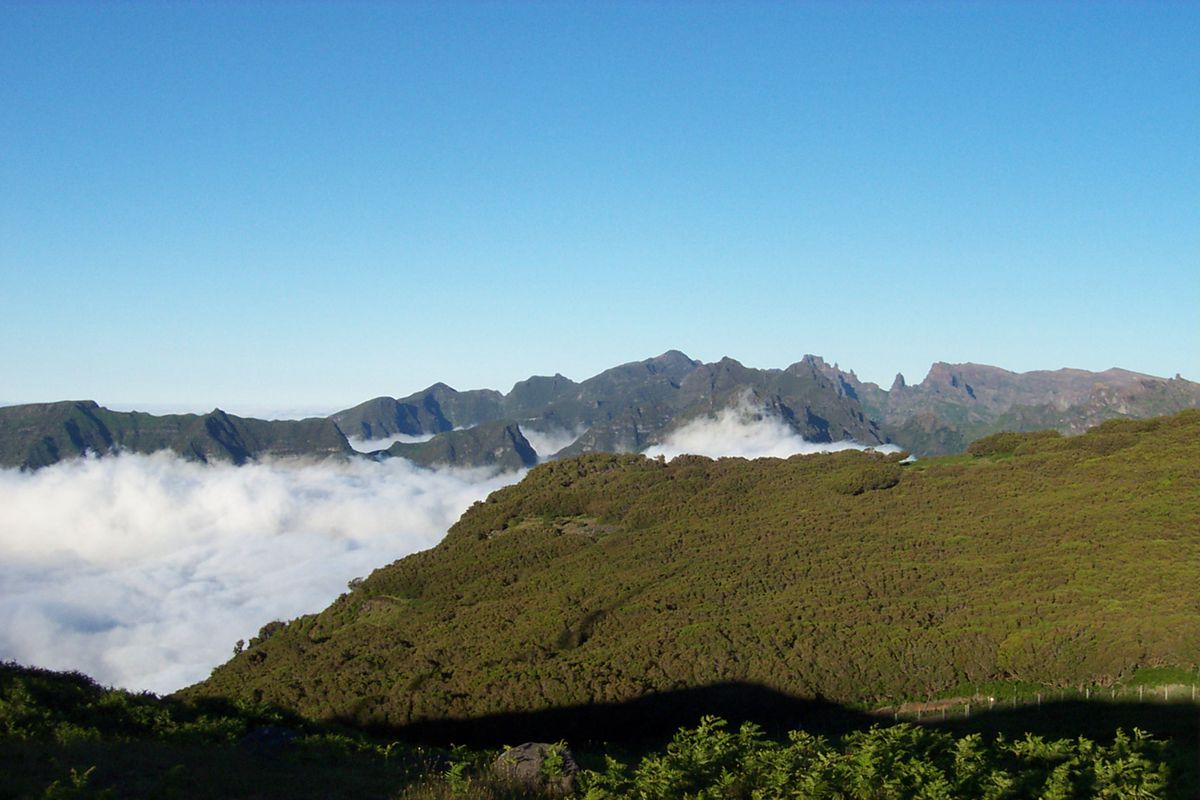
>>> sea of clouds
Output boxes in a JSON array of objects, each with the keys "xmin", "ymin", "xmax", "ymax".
[
  {"xmin": 0, "ymin": 453, "xmax": 522, "ymax": 694},
  {"xmin": 0, "ymin": 405, "xmax": 897, "ymax": 694}
]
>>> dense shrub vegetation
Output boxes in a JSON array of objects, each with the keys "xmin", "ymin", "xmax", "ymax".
[
  {"xmin": 184, "ymin": 411, "xmax": 1200, "ymax": 734},
  {"xmin": 581, "ymin": 716, "xmax": 1177, "ymax": 799},
  {"xmin": 3, "ymin": 664, "xmax": 1192, "ymax": 798},
  {"xmin": 0, "ymin": 662, "xmax": 439, "ymax": 799}
]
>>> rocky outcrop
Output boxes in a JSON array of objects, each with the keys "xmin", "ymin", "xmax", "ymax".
[{"xmin": 492, "ymin": 742, "xmax": 579, "ymax": 796}]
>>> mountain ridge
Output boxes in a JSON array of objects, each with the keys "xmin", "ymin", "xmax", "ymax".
[{"xmin": 2, "ymin": 352, "xmax": 1197, "ymax": 469}]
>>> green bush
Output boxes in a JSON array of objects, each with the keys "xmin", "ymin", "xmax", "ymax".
[{"xmin": 579, "ymin": 718, "xmax": 1173, "ymax": 799}]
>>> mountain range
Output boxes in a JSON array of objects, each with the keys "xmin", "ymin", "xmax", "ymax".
[{"xmin": 2, "ymin": 352, "xmax": 1197, "ymax": 469}]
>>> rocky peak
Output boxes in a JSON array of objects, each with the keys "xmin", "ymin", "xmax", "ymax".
[{"xmin": 646, "ymin": 350, "xmax": 700, "ymax": 376}]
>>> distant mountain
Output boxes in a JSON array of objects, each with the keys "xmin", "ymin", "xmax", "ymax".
[
  {"xmin": 3, "ymin": 353, "xmax": 1197, "ymax": 469},
  {"xmin": 0, "ymin": 401, "xmax": 351, "ymax": 469},
  {"xmin": 380, "ymin": 421, "xmax": 537, "ymax": 471},
  {"xmin": 331, "ymin": 383, "xmax": 507, "ymax": 440},
  {"xmin": 332, "ymin": 351, "xmax": 885, "ymax": 461},
  {"xmin": 329, "ymin": 352, "xmax": 1198, "ymax": 461},
  {"xmin": 181, "ymin": 410, "xmax": 1200, "ymax": 733},
  {"xmin": 816, "ymin": 361, "xmax": 1200, "ymax": 455}
]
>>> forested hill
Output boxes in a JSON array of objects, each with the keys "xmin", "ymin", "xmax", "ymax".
[{"xmin": 184, "ymin": 410, "xmax": 1200, "ymax": 735}]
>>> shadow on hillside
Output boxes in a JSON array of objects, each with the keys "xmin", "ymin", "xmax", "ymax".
[
  {"xmin": 355, "ymin": 685, "xmax": 1199, "ymax": 780},
  {"xmin": 352, "ymin": 688, "xmax": 1198, "ymax": 796},
  {"xmin": 931, "ymin": 700, "xmax": 1200, "ymax": 795},
  {"xmin": 931, "ymin": 697, "xmax": 1200, "ymax": 746},
  {"xmin": 357, "ymin": 682, "xmax": 878, "ymax": 747}
]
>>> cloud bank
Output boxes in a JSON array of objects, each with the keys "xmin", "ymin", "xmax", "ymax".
[
  {"xmin": 0, "ymin": 453, "xmax": 523, "ymax": 694},
  {"xmin": 643, "ymin": 403, "xmax": 902, "ymax": 460}
]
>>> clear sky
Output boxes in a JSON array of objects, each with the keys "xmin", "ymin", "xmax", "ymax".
[{"xmin": 2, "ymin": 1, "xmax": 1196, "ymax": 415}]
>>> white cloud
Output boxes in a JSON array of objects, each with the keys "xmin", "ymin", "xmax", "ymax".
[
  {"xmin": 0, "ymin": 453, "xmax": 523, "ymax": 694},
  {"xmin": 347, "ymin": 432, "xmax": 437, "ymax": 452},
  {"xmin": 522, "ymin": 425, "xmax": 584, "ymax": 461},
  {"xmin": 643, "ymin": 401, "xmax": 903, "ymax": 460}
]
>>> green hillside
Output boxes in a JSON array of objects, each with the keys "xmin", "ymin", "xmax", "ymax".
[{"xmin": 183, "ymin": 411, "xmax": 1200, "ymax": 737}]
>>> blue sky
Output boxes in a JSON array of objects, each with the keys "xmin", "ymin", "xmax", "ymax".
[{"xmin": 2, "ymin": 1, "xmax": 1196, "ymax": 414}]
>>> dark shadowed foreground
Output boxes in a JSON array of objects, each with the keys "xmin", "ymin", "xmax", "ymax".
[{"xmin": 3, "ymin": 662, "xmax": 1196, "ymax": 798}]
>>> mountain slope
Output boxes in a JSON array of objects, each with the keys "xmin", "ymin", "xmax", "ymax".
[{"xmin": 183, "ymin": 410, "xmax": 1200, "ymax": 731}]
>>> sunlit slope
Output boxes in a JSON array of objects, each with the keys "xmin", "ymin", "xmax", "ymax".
[{"xmin": 185, "ymin": 411, "xmax": 1200, "ymax": 728}]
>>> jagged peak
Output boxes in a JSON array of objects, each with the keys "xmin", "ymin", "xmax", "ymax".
[{"xmin": 782, "ymin": 354, "xmax": 834, "ymax": 379}]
